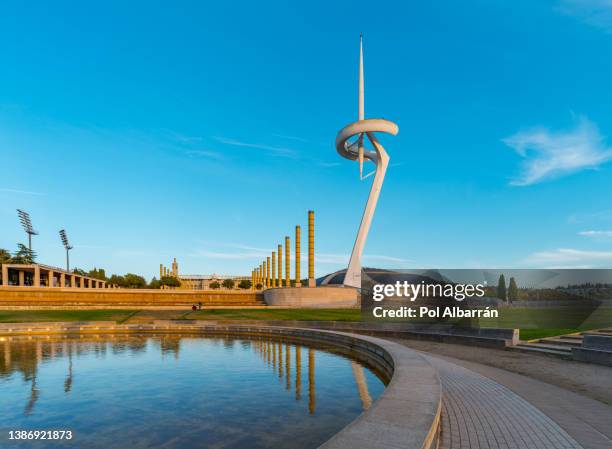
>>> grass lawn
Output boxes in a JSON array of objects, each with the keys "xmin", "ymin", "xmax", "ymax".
[
  {"xmin": 0, "ymin": 310, "xmax": 136, "ymax": 323},
  {"xmin": 185, "ymin": 308, "xmax": 362, "ymax": 321}
]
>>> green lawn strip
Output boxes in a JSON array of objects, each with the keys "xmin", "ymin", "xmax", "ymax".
[
  {"xmin": 189, "ymin": 308, "xmax": 361, "ymax": 321},
  {"xmin": 0, "ymin": 310, "xmax": 135, "ymax": 323}
]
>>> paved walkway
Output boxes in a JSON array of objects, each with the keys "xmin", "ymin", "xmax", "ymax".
[
  {"xmin": 426, "ymin": 355, "xmax": 583, "ymax": 449},
  {"xmin": 391, "ymin": 338, "xmax": 612, "ymax": 448}
]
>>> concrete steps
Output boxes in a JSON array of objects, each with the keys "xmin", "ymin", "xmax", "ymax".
[
  {"xmin": 513, "ymin": 328, "xmax": 612, "ymax": 359},
  {"xmin": 540, "ymin": 337, "xmax": 583, "ymax": 347},
  {"xmin": 513, "ymin": 343, "xmax": 572, "ymax": 358}
]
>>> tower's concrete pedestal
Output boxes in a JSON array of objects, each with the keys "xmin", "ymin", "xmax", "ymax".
[{"xmin": 263, "ymin": 286, "xmax": 359, "ymax": 309}]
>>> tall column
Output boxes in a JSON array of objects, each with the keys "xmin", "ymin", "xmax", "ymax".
[
  {"xmin": 263, "ymin": 261, "xmax": 267, "ymax": 289},
  {"xmin": 34, "ymin": 265, "xmax": 40, "ymax": 287},
  {"xmin": 70, "ymin": 275, "xmax": 76, "ymax": 288},
  {"xmin": 277, "ymin": 244, "xmax": 282, "ymax": 287},
  {"xmin": 266, "ymin": 256, "xmax": 271, "ymax": 288},
  {"xmin": 18, "ymin": 270, "xmax": 25, "ymax": 286},
  {"xmin": 1, "ymin": 265, "xmax": 8, "ymax": 286},
  {"xmin": 48, "ymin": 270, "xmax": 54, "ymax": 288},
  {"xmin": 60, "ymin": 273, "xmax": 66, "ymax": 288},
  {"xmin": 159, "ymin": 264, "xmax": 163, "ymax": 280},
  {"xmin": 285, "ymin": 236, "xmax": 290, "ymax": 288},
  {"xmin": 260, "ymin": 264, "xmax": 264, "ymax": 287},
  {"xmin": 295, "ymin": 225, "xmax": 301, "ymax": 287},
  {"xmin": 260, "ymin": 262, "xmax": 264, "ymax": 289},
  {"xmin": 271, "ymin": 251, "xmax": 276, "ymax": 288},
  {"xmin": 308, "ymin": 210, "xmax": 315, "ymax": 287}
]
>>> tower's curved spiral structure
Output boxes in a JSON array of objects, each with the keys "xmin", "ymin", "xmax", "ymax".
[{"xmin": 335, "ymin": 36, "xmax": 399, "ymax": 288}]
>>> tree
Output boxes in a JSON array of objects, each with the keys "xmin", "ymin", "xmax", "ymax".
[
  {"xmin": 88, "ymin": 268, "xmax": 107, "ymax": 281},
  {"xmin": 73, "ymin": 268, "xmax": 87, "ymax": 276},
  {"xmin": 222, "ymin": 278, "xmax": 235, "ymax": 289},
  {"xmin": 160, "ymin": 276, "xmax": 181, "ymax": 288},
  {"xmin": 0, "ymin": 248, "xmax": 11, "ymax": 263},
  {"xmin": 149, "ymin": 277, "xmax": 161, "ymax": 289},
  {"xmin": 108, "ymin": 274, "xmax": 126, "ymax": 288},
  {"xmin": 255, "ymin": 283, "xmax": 263, "ymax": 290},
  {"xmin": 209, "ymin": 281, "xmax": 220, "ymax": 290},
  {"xmin": 238, "ymin": 279, "xmax": 252, "ymax": 290},
  {"xmin": 497, "ymin": 274, "xmax": 507, "ymax": 301},
  {"xmin": 11, "ymin": 243, "xmax": 36, "ymax": 264},
  {"xmin": 508, "ymin": 277, "xmax": 519, "ymax": 303},
  {"xmin": 123, "ymin": 273, "xmax": 147, "ymax": 289}
]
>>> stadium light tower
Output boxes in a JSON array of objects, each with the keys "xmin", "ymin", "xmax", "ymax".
[
  {"xmin": 59, "ymin": 229, "xmax": 73, "ymax": 271},
  {"xmin": 17, "ymin": 209, "xmax": 38, "ymax": 252}
]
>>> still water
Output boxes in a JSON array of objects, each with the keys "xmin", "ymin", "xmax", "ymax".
[{"xmin": 0, "ymin": 334, "xmax": 386, "ymax": 449}]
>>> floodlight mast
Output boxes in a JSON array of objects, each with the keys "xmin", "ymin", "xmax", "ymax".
[
  {"xmin": 59, "ymin": 229, "xmax": 73, "ymax": 271},
  {"xmin": 17, "ymin": 209, "xmax": 38, "ymax": 252}
]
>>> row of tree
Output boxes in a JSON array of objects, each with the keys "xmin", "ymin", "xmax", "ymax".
[
  {"xmin": 74, "ymin": 271, "xmax": 181, "ymax": 289},
  {"xmin": 497, "ymin": 274, "xmax": 519, "ymax": 302},
  {"xmin": 209, "ymin": 279, "xmax": 252, "ymax": 290}
]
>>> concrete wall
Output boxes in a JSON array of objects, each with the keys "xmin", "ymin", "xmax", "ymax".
[
  {"xmin": 202, "ymin": 319, "xmax": 518, "ymax": 348},
  {"xmin": 0, "ymin": 286, "xmax": 263, "ymax": 306},
  {"xmin": 263, "ymin": 286, "xmax": 359, "ymax": 308},
  {"xmin": 572, "ymin": 334, "xmax": 612, "ymax": 367}
]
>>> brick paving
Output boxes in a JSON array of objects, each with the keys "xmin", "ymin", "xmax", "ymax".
[{"xmin": 425, "ymin": 355, "xmax": 584, "ymax": 449}]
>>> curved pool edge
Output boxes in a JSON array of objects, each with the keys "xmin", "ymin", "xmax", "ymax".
[{"xmin": 0, "ymin": 321, "xmax": 442, "ymax": 449}]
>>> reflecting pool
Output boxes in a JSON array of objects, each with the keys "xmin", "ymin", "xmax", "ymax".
[{"xmin": 0, "ymin": 334, "xmax": 386, "ymax": 449}]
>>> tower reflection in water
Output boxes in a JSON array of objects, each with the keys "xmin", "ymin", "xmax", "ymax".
[{"xmin": 1, "ymin": 335, "xmax": 374, "ymax": 416}]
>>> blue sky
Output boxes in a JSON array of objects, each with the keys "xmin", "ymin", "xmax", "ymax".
[{"xmin": 2, "ymin": 0, "xmax": 612, "ymax": 278}]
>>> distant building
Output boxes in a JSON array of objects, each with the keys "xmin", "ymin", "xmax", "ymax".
[{"xmin": 159, "ymin": 258, "xmax": 249, "ymax": 290}]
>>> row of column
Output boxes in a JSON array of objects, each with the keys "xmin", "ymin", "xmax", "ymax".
[
  {"xmin": 0, "ymin": 265, "xmax": 114, "ymax": 288},
  {"xmin": 251, "ymin": 210, "xmax": 315, "ymax": 290}
]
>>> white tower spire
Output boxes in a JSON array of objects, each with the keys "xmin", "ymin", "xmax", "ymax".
[
  {"xmin": 358, "ymin": 34, "xmax": 365, "ymax": 178},
  {"xmin": 358, "ymin": 34, "xmax": 364, "ymax": 121}
]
